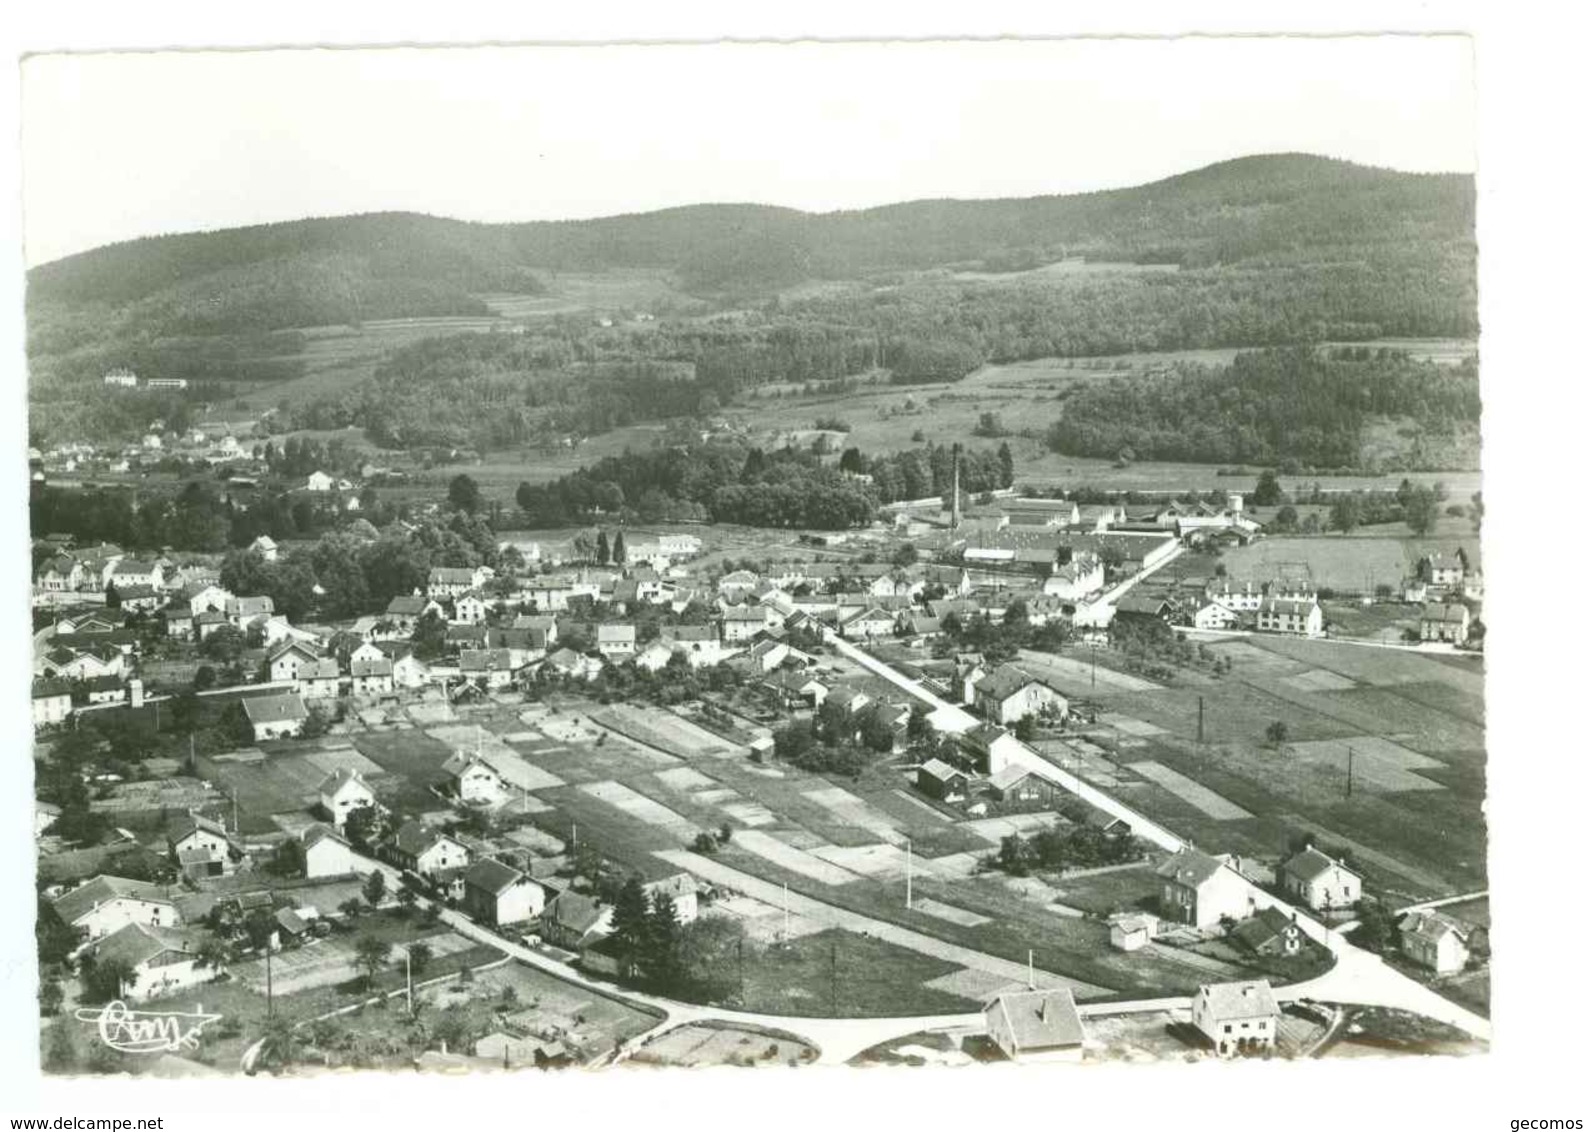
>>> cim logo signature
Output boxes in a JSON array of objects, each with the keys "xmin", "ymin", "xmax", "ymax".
[{"xmin": 74, "ymin": 1000, "xmax": 224, "ymax": 1053}]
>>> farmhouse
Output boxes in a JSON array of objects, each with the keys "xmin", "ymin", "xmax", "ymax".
[
  {"xmin": 318, "ymin": 768, "xmax": 377, "ymax": 829},
  {"xmin": 52, "ymin": 874, "xmax": 180, "ymax": 955},
  {"xmin": 388, "ymin": 820, "xmax": 471, "ymax": 876},
  {"xmin": 1419, "ymin": 552, "xmax": 1465, "ymax": 588},
  {"xmin": 719, "ymin": 605, "xmax": 771, "ymax": 643},
  {"xmin": 305, "ymin": 471, "xmax": 336, "ymax": 492},
  {"xmin": 1277, "ymin": 846, "xmax": 1362, "ymax": 912},
  {"xmin": 453, "ymin": 591, "xmax": 491, "ymax": 625},
  {"xmin": 983, "ymin": 988, "xmax": 1085, "ymax": 1063},
  {"xmin": 1156, "ymin": 847, "xmax": 1255, "ymax": 928},
  {"xmin": 385, "ymin": 595, "xmax": 443, "ymax": 634},
  {"xmin": 1192, "ymin": 980, "xmax": 1279, "ymax": 1057},
  {"xmin": 428, "ymin": 566, "xmax": 491, "ymax": 600},
  {"xmin": 597, "ymin": 623, "xmax": 637, "ymax": 658},
  {"xmin": 1399, "ymin": 910, "xmax": 1474, "ymax": 975},
  {"xmin": 167, "ymin": 812, "xmax": 236, "ymax": 878},
  {"xmin": 539, "ymin": 889, "xmax": 613, "ymax": 950},
  {"xmin": 840, "ymin": 605, "xmax": 897, "ymax": 640},
  {"xmin": 1192, "ymin": 601, "xmax": 1241, "ymax": 630},
  {"xmin": 32, "ymin": 679, "xmax": 73, "ymax": 729},
  {"xmin": 242, "ymin": 692, "xmax": 310, "ymax": 741},
  {"xmin": 1420, "ymin": 602, "xmax": 1471, "ymax": 644},
  {"xmin": 643, "ymin": 873, "xmax": 701, "ymax": 924},
  {"xmin": 1255, "ymin": 597, "xmax": 1322, "ymax": 637},
  {"xmin": 349, "ymin": 657, "xmax": 394, "ymax": 695},
  {"xmin": 975, "ymin": 664, "xmax": 1067, "ymax": 725},
  {"xmin": 1232, "ymin": 907, "xmax": 1304, "ymax": 958},
  {"xmin": 986, "ymin": 763, "xmax": 1069, "ymax": 807},
  {"xmin": 442, "ymin": 752, "xmax": 510, "ymax": 805},
  {"xmin": 462, "ymin": 858, "xmax": 546, "ymax": 927},
  {"xmin": 1113, "ymin": 593, "xmax": 1175, "ymax": 624},
  {"xmin": 296, "ymin": 657, "xmax": 343, "ymax": 699},
  {"xmin": 88, "ymin": 923, "xmax": 209, "ymax": 1002}
]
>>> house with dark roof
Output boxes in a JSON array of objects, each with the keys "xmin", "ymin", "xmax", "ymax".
[
  {"xmin": 317, "ymin": 768, "xmax": 376, "ymax": 829},
  {"xmin": 88, "ymin": 922, "xmax": 208, "ymax": 1002},
  {"xmin": 1420, "ymin": 602, "xmax": 1471, "ymax": 644},
  {"xmin": 1192, "ymin": 980, "xmax": 1279, "ymax": 1057},
  {"xmin": 350, "ymin": 656, "xmax": 395, "ymax": 695},
  {"xmin": 242, "ymin": 692, "xmax": 309, "ymax": 741},
  {"xmin": 387, "ymin": 819, "xmax": 471, "ymax": 876},
  {"xmin": 52, "ymin": 874, "xmax": 180, "ymax": 948},
  {"xmin": 1278, "ymin": 846, "xmax": 1362, "ymax": 911},
  {"xmin": 984, "ymin": 988, "xmax": 1085, "ymax": 1062},
  {"xmin": 1156, "ymin": 847, "xmax": 1255, "ymax": 928},
  {"xmin": 1231, "ymin": 907, "xmax": 1304, "ymax": 958},
  {"xmin": 167, "ymin": 811, "xmax": 236, "ymax": 878},
  {"xmin": 1399, "ymin": 910, "xmax": 1476, "ymax": 975},
  {"xmin": 462, "ymin": 858, "xmax": 546, "ymax": 927},
  {"xmin": 916, "ymin": 758, "xmax": 970, "ymax": 802},
  {"xmin": 974, "ymin": 664, "xmax": 1067, "ymax": 725},
  {"xmin": 538, "ymin": 889, "xmax": 613, "ymax": 950}
]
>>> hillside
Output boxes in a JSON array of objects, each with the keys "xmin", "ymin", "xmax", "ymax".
[{"xmin": 25, "ymin": 153, "xmax": 1479, "ymax": 454}]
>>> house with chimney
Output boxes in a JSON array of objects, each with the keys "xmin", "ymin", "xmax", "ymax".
[
  {"xmin": 983, "ymin": 988, "xmax": 1085, "ymax": 1063},
  {"xmin": 1192, "ymin": 980, "xmax": 1280, "ymax": 1057},
  {"xmin": 1155, "ymin": 847, "xmax": 1256, "ymax": 928},
  {"xmin": 1277, "ymin": 846, "xmax": 1362, "ymax": 912}
]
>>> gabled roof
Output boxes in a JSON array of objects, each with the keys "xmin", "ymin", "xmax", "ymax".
[
  {"xmin": 542, "ymin": 890, "xmax": 606, "ymax": 934},
  {"xmin": 987, "ymin": 988, "xmax": 1085, "ymax": 1052},
  {"xmin": 430, "ymin": 566, "xmax": 480, "ymax": 584},
  {"xmin": 1421, "ymin": 602, "xmax": 1470, "ymax": 624},
  {"xmin": 299, "ymin": 657, "xmax": 341, "ymax": 680},
  {"xmin": 1232, "ymin": 907, "xmax": 1299, "ymax": 953},
  {"xmin": 387, "ymin": 596, "xmax": 431, "ymax": 616},
  {"xmin": 269, "ymin": 641, "xmax": 319, "ymax": 664},
  {"xmin": 975, "ymin": 663, "xmax": 1044, "ymax": 703},
  {"xmin": 92, "ymin": 922, "xmax": 194, "ymax": 969},
  {"xmin": 302, "ymin": 823, "xmax": 349, "ymax": 850},
  {"xmin": 317, "ymin": 767, "xmax": 370, "ymax": 797},
  {"xmin": 1197, "ymin": 980, "xmax": 1279, "ymax": 1022},
  {"xmin": 393, "ymin": 819, "xmax": 457, "ymax": 858},
  {"xmin": 1399, "ymin": 909, "xmax": 1472, "ymax": 946},
  {"xmin": 1280, "ymin": 845, "xmax": 1356, "ymax": 884},
  {"xmin": 53, "ymin": 875, "xmax": 173, "ymax": 925},
  {"xmin": 465, "ymin": 857, "xmax": 526, "ymax": 895},
  {"xmin": 919, "ymin": 757, "xmax": 966, "ymax": 783},
  {"xmin": 243, "ymin": 692, "xmax": 309, "ymax": 724},
  {"xmin": 597, "ymin": 624, "xmax": 636, "ymax": 643},
  {"xmin": 169, "ymin": 811, "xmax": 228, "ymax": 845},
  {"xmin": 988, "ymin": 763, "xmax": 1036, "ymax": 791},
  {"xmin": 350, "ymin": 657, "xmax": 393, "ymax": 678},
  {"xmin": 1155, "ymin": 847, "xmax": 1228, "ymax": 888}
]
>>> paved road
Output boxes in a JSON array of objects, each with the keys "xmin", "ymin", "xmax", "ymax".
[
  {"xmin": 824, "ymin": 632, "xmax": 1492, "ymax": 1042},
  {"xmin": 1396, "ymin": 890, "xmax": 1488, "ymax": 915}
]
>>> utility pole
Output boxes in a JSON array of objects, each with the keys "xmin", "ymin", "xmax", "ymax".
[
  {"xmin": 1028, "ymin": 949, "xmax": 1035, "ymax": 991},
  {"xmin": 1197, "ymin": 695, "xmax": 1205, "ymax": 745},
  {"xmin": 405, "ymin": 947, "xmax": 414, "ymax": 1016},
  {"xmin": 905, "ymin": 837, "xmax": 914, "ymax": 910},
  {"xmin": 265, "ymin": 945, "xmax": 275, "ymax": 1017},
  {"xmin": 1346, "ymin": 742, "xmax": 1355, "ymax": 798},
  {"xmin": 782, "ymin": 883, "xmax": 790, "ymax": 945},
  {"xmin": 830, "ymin": 935, "xmax": 839, "ymax": 1016}
]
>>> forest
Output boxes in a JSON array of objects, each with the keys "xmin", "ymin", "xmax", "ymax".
[{"xmin": 1045, "ymin": 346, "xmax": 1481, "ymax": 470}]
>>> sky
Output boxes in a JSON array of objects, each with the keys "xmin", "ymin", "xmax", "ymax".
[{"xmin": 20, "ymin": 36, "xmax": 1475, "ymax": 266}]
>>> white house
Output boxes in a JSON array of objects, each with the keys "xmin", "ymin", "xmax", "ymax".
[
  {"xmin": 268, "ymin": 642, "xmax": 321, "ymax": 684},
  {"xmin": 302, "ymin": 824, "xmax": 363, "ymax": 878},
  {"xmin": 461, "ymin": 859, "xmax": 546, "ymax": 927},
  {"xmin": 720, "ymin": 605, "xmax": 771, "ymax": 644},
  {"xmin": 317, "ymin": 768, "xmax": 377, "ymax": 829},
  {"xmin": 32, "ymin": 680, "xmax": 73, "ymax": 730},
  {"xmin": 1156, "ymin": 847, "xmax": 1256, "ymax": 928},
  {"xmin": 1255, "ymin": 597, "xmax": 1322, "ymax": 637},
  {"xmin": 1278, "ymin": 846, "xmax": 1362, "ymax": 912},
  {"xmin": 974, "ymin": 665, "xmax": 1068, "ymax": 725},
  {"xmin": 1420, "ymin": 602, "xmax": 1471, "ymax": 644},
  {"xmin": 168, "ymin": 812, "xmax": 235, "ymax": 878},
  {"xmin": 452, "ymin": 591, "xmax": 491, "ymax": 625},
  {"xmin": 349, "ymin": 657, "xmax": 394, "ymax": 696},
  {"xmin": 442, "ymin": 752, "xmax": 510, "ymax": 805},
  {"xmin": 597, "ymin": 623, "xmax": 637, "ymax": 659},
  {"xmin": 389, "ymin": 820, "xmax": 471, "ymax": 877},
  {"xmin": 1192, "ymin": 980, "xmax": 1279, "ymax": 1057},
  {"xmin": 428, "ymin": 566, "xmax": 490, "ymax": 600},
  {"xmin": 305, "ymin": 471, "xmax": 336, "ymax": 492},
  {"xmin": 250, "ymin": 535, "xmax": 279, "ymax": 562},
  {"xmin": 983, "ymin": 989, "xmax": 1085, "ymax": 1063},
  {"xmin": 52, "ymin": 875, "xmax": 180, "ymax": 949},
  {"xmin": 242, "ymin": 692, "xmax": 310, "ymax": 741},
  {"xmin": 1108, "ymin": 911, "xmax": 1160, "ymax": 952},
  {"xmin": 89, "ymin": 923, "xmax": 211, "ymax": 1002},
  {"xmin": 1399, "ymin": 910, "xmax": 1474, "ymax": 975}
]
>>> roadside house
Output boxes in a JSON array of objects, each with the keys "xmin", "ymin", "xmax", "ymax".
[
  {"xmin": 983, "ymin": 988, "xmax": 1085, "ymax": 1063},
  {"xmin": 1277, "ymin": 846, "xmax": 1362, "ymax": 912},
  {"xmin": 1155, "ymin": 847, "xmax": 1255, "ymax": 928},
  {"xmin": 462, "ymin": 858, "xmax": 546, "ymax": 927},
  {"xmin": 1191, "ymin": 980, "xmax": 1280, "ymax": 1057}
]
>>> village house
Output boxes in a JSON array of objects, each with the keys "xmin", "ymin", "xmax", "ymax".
[
  {"xmin": 1192, "ymin": 601, "xmax": 1241, "ymax": 630},
  {"xmin": 385, "ymin": 595, "xmax": 443, "ymax": 634},
  {"xmin": 1420, "ymin": 602, "xmax": 1471, "ymax": 644},
  {"xmin": 302, "ymin": 824, "xmax": 361, "ymax": 879},
  {"xmin": 1108, "ymin": 911, "xmax": 1160, "ymax": 952},
  {"xmin": 268, "ymin": 641, "xmax": 320, "ymax": 684},
  {"xmin": 1277, "ymin": 846, "xmax": 1362, "ymax": 912},
  {"xmin": 442, "ymin": 752, "xmax": 510, "ymax": 806},
  {"xmin": 717, "ymin": 569, "xmax": 760, "ymax": 600},
  {"xmin": 194, "ymin": 609, "xmax": 230, "ymax": 641},
  {"xmin": 1419, "ymin": 552, "xmax": 1465, "ymax": 588},
  {"xmin": 387, "ymin": 820, "xmax": 472, "ymax": 876},
  {"xmin": 1232, "ymin": 907, "xmax": 1304, "ymax": 958},
  {"xmin": 916, "ymin": 758, "xmax": 970, "ymax": 802},
  {"xmin": 1156, "ymin": 847, "xmax": 1256, "ymax": 928},
  {"xmin": 108, "ymin": 559, "xmax": 165, "ymax": 592},
  {"xmin": 538, "ymin": 889, "xmax": 613, "ymax": 950},
  {"xmin": 115, "ymin": 584, "xmax": 165, "ymax": 614},
  {"xmin": 250, "ymin": 534, "xmax": 279, "ymax": 562},
  {"xmin": 349, "ymin": 656, "xmax": 394, "ymax": 696},
  {"xmin": 975, "ymin": 664, "xmax": 1068, "ymax": 725},
  {"xmin": 32, "ymin": 679, "xmax": 74, "ymax": 729},
  {"xmin": 296, "ymin": 657, "xmax": 343, "ymax": 700},
  {"xmin": 168, "ymin": 812, "xmax": 236, "ymax": 879},
  {"xmin": 644, "ymin": 873, "xmax": 701, "ymax": 924},
  {"xmin": 1192, "ymin": 980, "xmax": 1280, "ymax": 1057},
  {"xmin": 88, "ymin": 923, "xmax": 210, "ymax": 1002},
  {"xmin": 984, "ymin": 988, "xmax": 1086, "ymax": 1063},
  {"xmin": 1041, "ymin": 552, "xmax": 1106, "ymax": 601},
  {"xmin": 52, "ymin": 874, "xmax": 180, "ymax": 948},
  {"xmin": 1255, "ymin": 597, "xmax": 1323, "ymax": 637},
  {"xmin": 460, "ymin": 648, "xmax": 517, "ymax": 689},
  {"xmin": 1399, "ymin": 910, "xmax": 1475, "ymax": 975},
  {"xmin": 452, "ymin": 591, "xmax": 491, "ymax": 625},
  {"xmin": 841, "ymin": 605, "xmax": 897, "ymax": 640},
  {"xmin": 461, "ymin": 858, "xmax": 546, "ymax": 927},
  {"xmin": 720, "ymin": 605, "xmax": 772, "ymax": 644},
  {"xmin": 242, "ymin": 692, "xmax": 310, "ymax": 741},
  {"xmin": 597, "ymin": 623, "xmax": 637, "ymax": 659},
  {"xmin": 317, "ymin": 768, "xmax": 377, "ymax": 829},
  {"xmin": 180, "ymin": 582, "xmax": 233, "ymax": 617},
  {"xmin": 513, "ymin": 613, "xmax": 559, "ymax": 648},
  {"xmin": 429, "ymin": 565, "xmax": 491, "ymax": 600},
  {"xmin": 390, "ymin": 649, "xmax": 432, "ymax": 689},
  {"xmin": 35, "ymin": 555, "xmax": 84, "ymax": 593},
  {"xmin": 986, "ymin": 763, "xmax": 1070, "ymax": 807},
  {"xmin": 227, "ymin": 595, "xmax": 275, "ymax": 628}
]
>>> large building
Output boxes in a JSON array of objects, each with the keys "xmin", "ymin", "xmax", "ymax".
[
  {"xmin": 1192, "ymin": 980, "xmax": 1280, "ymax": 1057},
  {"xmin": 1155, "ymin": 847, "xmax": 1255, "ymax": 928},
  {"xmin": 983, "ymin": 989, "xmax": 1086, "ymax": 1063},
  {"xmin": 974, "ymin": 664, "xmax": 1068, "ymax": 725}
]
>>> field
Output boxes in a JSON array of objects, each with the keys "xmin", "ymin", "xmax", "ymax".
[
  {"xmin": 633, "ymin": 1022, "xmax": 817, "ymax": 1067},
  {"xmin": 196, "ymin": 743, "xmax": 394, "ymax": 833},
  {"xmin": 725, "ymin": 928, "xmax": 976, "ymax": 1018}
]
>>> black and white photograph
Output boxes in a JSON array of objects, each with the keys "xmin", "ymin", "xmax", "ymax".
[{"xmin": 6, "ymin": 8, "xmax": 1581, "ymax": 1125}]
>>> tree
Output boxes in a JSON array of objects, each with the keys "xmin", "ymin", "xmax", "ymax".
[
  {"xmin": 301, "ymin": 706, "xmax": 331, "ymax": 740},
  {"xmin": 1274, "ymin": 504, "xmax": 1298, "ymax": 531},
  {"xmin": 407, "ymin": 941, "xmax": 433, "ymax": 978},
  {"xmin": 344, "ymin": 803, "xmax": 380, "ymax": 851},
  {"xmin": 572, "ymin": 530, "xmax": 596, "ymax": 562},
  {"xmin": 256, "ymin": 1014, "xmax": 302, "ymax": 1073},
  {"xmin": 80, "ymin": 956, "xmax": 136, "ymax": 1004},
  {"xmin": 1348, "ymin": 899, "xmax": 1400, "ymax": 952},
  {"xmin": 1013, "ymin": 714, "xmax": 1037, "ymax": 742},
  {"xmin": 609, "ymin": 876, "xmax": 651, "ymax": 978},
  {"xmin": 104, "ymin": 582, "xmax": 122, "ymax": 610},
  {"xmin": 447, "ymin": 474, "xmax": 482, "ymax": 515},
  {"xmin": 906, "ymin": 705, "xmax": 933, "ymax": 747},
  {"xmin": 218, "ymin": 701, "xmax": 253, "ymax": 745},
  {"xmin": 411, "ymin": 609, "xmax": 448, "ymax": 660},
  {"xmin": 1328, "ymin": 495, "xmax": 1361, "ymax": 534},
  {"xmin": 997, "ymin": 441, "xmax": 1014, "ymax": 487},
  {"xmin": 44, "ymin": 1020, "xmax": 77, "ymax": 1072},
  {"xmin": 194, "ymin": 936, "xmax": 230, "ymax": 973},
  {"xmin": 612, "ymin": 530, "xmax": 627, "ymax": 566},
  {"xmin": 362, "ymin": 869, "xmax": 387, "ymax": 909},
  {"xmin": 1265, "ymin": 720, "xmax": 1290, "ymax": 748},
  {"xmin": 596, "ymin": 531, "xmax": 610, "ymax": 566},
  {"xmin": 396, "ymin": 886, "xmax": 419, "ymax": 917},
  {"xmin": 1252, "ymin": 470, "xmax": 1283, "ymax": 507},
  {"xmin": 353, "ymin": 936, "xmax": 390, "ymax": 989},
  {"xmin": 200, "ymin": 623, "xmax": 246, "ymax": 662},
  {"xmin": 995, "ymin": 833, "xmax": 1038, "ymax": 877},
  {"xmin": 39, "ymin": 978, "xmax": 64, "ymax": 1017},
  {"xmin": 1404, "ymin": 485, "xmax": 1439, "ymax": 536}
]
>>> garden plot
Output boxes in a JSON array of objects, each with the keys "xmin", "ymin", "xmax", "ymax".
[
  {"xmin": 578, "ymin": 781, "xmax": 700, "ymax": 840},
  {"xmin": 809, "ymin": 842, "xmax": 938, "ymax": 880},
  {"xmin": 656, "ymin": 766, "xmax": 717, "ymax": 791},
  {"xmin": 959, "ymin": 812, "xmax": 1057, "ymax": 844},
  {"xmin": 1280, "ymin": 814, "xmax": 1455, "ymax": 894},
  {"xmin": 1127, "ymin": 762, "xmax": 1254, "ymax": 820},
  {"xmin": 802, "ymin": 785, "xmax": 906, "ymax": 844},
  {"xmin": 1104, "ymin": 715, "xmax": 1168, "ymax": 738},
  {"xmin": 1286, "ymin": 737, "xmax": 1446, "ymax": 792},
  {"xmin": 505, "ymin": 826, "xmax": 566, "ymax": 855},
  {"xmin": 405, "ymin": 702, "xmax": 457, "ymax": 725},
  {"xmin": 301, "ymin": 747, "xmax": 385, "ymax": 778},
  {"xmin": 1204, "ymin": 639, "xmax": 1308, "ymax": 676},
  {"xmin": 1017, "ymin": 649, "xmax": 1160, "ymax": 693},
  {"xmin": 427, "ymin": 725, "xmax": 566, "ymax": 791},
  {"xmin": 707, "ymin": 895, "xmax": 825, "ymax": 943},
  {"xmin": 909, "ymin": 897, "xmax": 992, "ymax": 927},
  {"xmin": 926, "ymin": 852, "xmax": 984, "ymax": 879},
  {"xmin": 589, "ymin": 703, "xmax": 738, "ymax": 759},
  {"xmin": 527, "ymin": 711, "xmax": 603, "ymax": 744},
  {"xmin": 1281, "ymin": 668, "xmax": 1360, "ymax": 693},
  {"xmin": 923, "ymin": 966, "xmax": 1025, "ymax": 1003},
  {"xmin": 769, "ymin": 828, "xmax": 828, "ymax": 851},
  {"xmin": 731, "ymin": 830, "xmax": 860, "ymax": 886},
  {"xmin": 719, "ymin": 800, "xmax": 778, "ymax": 827},
  {"xmin": 890, "ymin": 789, "xmax": 951, "ymax": 822}
]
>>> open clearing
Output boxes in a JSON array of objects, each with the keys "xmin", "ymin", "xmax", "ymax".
[
  {"xmin": 730, "ymin": 829, "xmax": 859, "ymax": 886},
  {"xmin": 1017, "ymin": 649, "xmax": 1160, "ymax": 693},
  {"xmin": 802, "ymin": 785, "xmax": 905, "ymax": 844},
  {"xmin": 1285, "ymin": 737, "xmax": 1446, "ymax": 793},
  {"xmin": 578, "ymin": 780, "xmax": 700, "ymax": 838},
  {"xmin": 958, "ymin": 812, "xmax": 1058, "ymax": 844},
  {"xmin": 1127, "ymin": 761, "xmax": 1253, "ymax": 819}
]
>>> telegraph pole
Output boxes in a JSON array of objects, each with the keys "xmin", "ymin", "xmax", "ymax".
[
  {"xmin": 830, "ymin": 935, "xmax": 839, "ymax": 1016},
  {"xmin": 1197, "ymin": 695, "xmax": 1205, "ymax": 745},
  {"xmin": 905, "ymin": 838, "xmax": 914, "ymax": 909},
  {"xmin": 405, "ymin": 947, "xmax": 414, "ymax": 1016},
  {"xmin": 265, "ymin": 945, "xmax": 275, "ymax": 1017},
  {"xmin": 1346, "ymin": 743, "xmax": 1355, "ymax": 797}
]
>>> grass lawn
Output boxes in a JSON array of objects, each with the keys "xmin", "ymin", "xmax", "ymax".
[
  {"xmin": 1049, "ymin": 865, "xmax": 1163, "ymax": 917},
  {"xmin": 723, "ymin": 928, "xmax": 973, "ymax": 1018},
  {"xmin": 352, "ymin": 728, "xmax": 455, "ymax": 781}
]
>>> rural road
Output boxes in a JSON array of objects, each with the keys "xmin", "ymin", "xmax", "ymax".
[{"xmin": 823, "ymin": 631, "xmax": 1493, "ymax": 1042}]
